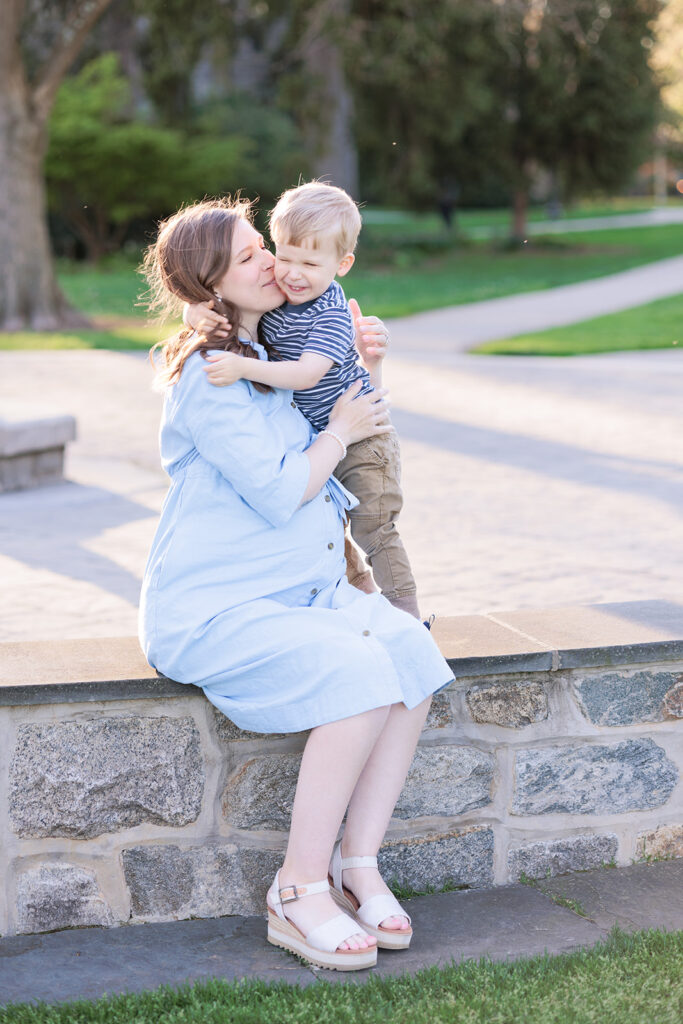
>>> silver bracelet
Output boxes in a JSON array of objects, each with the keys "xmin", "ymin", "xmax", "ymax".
[{"xmin": 319, "ymin": 429, "xmax": 347, "ymax": 460}]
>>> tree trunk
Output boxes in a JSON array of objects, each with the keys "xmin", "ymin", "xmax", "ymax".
[
  {"xmin": 302, "ymin": 0, "xmax": 359, "ymax": 197},
  {"xmin": 0, "ymin": 0, "xmax": 114, "ymax": 330},
  {"xmin": 511, "ymin": 187, "xmax": 529, "ymax": 242},
  {"xmin": 0, "ymin": 80, "xmax": 87, "ymax": 330}
]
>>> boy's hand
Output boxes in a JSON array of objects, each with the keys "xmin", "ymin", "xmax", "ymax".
[
  {"xmin": 186, "ymin": 299, "xmax": 231, "ymax": 339},
  {"xmin": 349, "ymin": 298, "xmax": 389, "ymax": 369},
  {"xmin": 204, "ymin": 352, "xmax": 245, "ymax": 386}
]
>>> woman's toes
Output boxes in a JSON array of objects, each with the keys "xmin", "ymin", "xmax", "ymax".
[{"xmin": 382, "ymin": 915, "xmax": 410, "ymax": 931}]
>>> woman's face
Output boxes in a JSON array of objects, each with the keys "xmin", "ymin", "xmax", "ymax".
[{"xmin": 213, "ymin": 219, "xmax": 282, "ymax": 329}]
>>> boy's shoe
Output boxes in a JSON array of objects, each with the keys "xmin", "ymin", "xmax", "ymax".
[{"xmin": 423, "ymin": 613, "xmax": 435, "ymax": 631}]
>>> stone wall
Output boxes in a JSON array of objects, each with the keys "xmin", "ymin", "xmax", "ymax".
[{"xmin": 1, "ymin": 600, "xmax": 682, "ymax": 937}]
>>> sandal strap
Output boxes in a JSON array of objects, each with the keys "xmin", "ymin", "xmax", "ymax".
[
  {"xmin": 268, "ymin": 870, "xmax": 330, "ymax": 922},
  {"xmin": 341, "ymin": 855, "xmax": 378, "ymax": 870},
  {"xmin": 306, "ymin": 912, "xmax": 367, "ymax": 953},
  {"xmin": 330, "ymin": 839, "xmax": 379, "ymax": 892},
  {"xmin": 356, "ymin": 892, "xmax": 412, "ymax": 929}
]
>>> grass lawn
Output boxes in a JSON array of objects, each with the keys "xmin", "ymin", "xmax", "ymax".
[
  {"xmin": 0, "ymin": 219, "xmax": 681, "ymax": 350},
  {"xmin": 473, "ymin": 291, "xmax": 683, "ymax": 357},
  {"xmin": 0, "ymin": 927, "xmax": 680, "ymax": 1023}
]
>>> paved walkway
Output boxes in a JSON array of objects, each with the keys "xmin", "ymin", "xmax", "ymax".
[
  {"xmin": 1, "ymin": 861, "xmax": 681, "ymax": 1007},
  {"xmin": 468, "ymin": 204, "xmax": 683, "ymax": 239},
  {"xmin": 386, "ymin": 253, "xmax": 683, "ymax": 352}
]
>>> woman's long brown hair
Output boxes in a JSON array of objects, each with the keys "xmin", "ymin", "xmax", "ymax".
[{"xmin": 141, "ymin": 197, "xmax": 277, "ymax": 391}]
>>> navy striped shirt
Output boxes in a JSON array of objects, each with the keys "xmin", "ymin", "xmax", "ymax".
[{"xmin": 261, "ymin": 281, "xmax": 373, "ymax": 431}]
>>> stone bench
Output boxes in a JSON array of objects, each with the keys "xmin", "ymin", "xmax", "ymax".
[
  {"xmin": 1, "ymin": 600, "xmax": 681, "ymax": 937},
  {"xmin": 0, "ymin": 412, "xmax": 76, "ymax": 493}
]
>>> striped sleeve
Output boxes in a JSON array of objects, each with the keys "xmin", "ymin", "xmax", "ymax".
[{"xmin": 302, "ymin": 307, "xmax": 354, "ymax": 366}]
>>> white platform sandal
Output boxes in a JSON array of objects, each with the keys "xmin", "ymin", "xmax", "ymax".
[
  {"xmin": 329, "ymin": 840, "xmax": 413, "ymax": 949},
  {"xmin": 266, "ymin": 870, "xmax": 377, "ymax": 971}
]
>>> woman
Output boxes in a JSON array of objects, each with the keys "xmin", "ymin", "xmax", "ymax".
[{"xmin": 140, "ymin": 197, "xmax": 453, "ymax": 972}]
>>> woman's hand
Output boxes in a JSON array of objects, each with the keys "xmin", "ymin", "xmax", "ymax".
[
  {"xmin": 327, "ymin": 380, "xmax": 392, "ymax": 448},
  {"xmin": 349, "ymin": 298, "xmax": 389, "ymax": 371},
  {"xmin": 186, "ymin": 300, "xmax": 231, "ymax": 339}
]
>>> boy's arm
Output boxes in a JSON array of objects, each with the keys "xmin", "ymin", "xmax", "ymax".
[
  {"xmin": 183, "ymin": 300, "xmax": 230, "ymax": 339},
  {"xmin": 205, "ymin": 350, "xmax": 333, "ymax": 390}
]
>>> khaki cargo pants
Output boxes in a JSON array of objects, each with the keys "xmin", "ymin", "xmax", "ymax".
[{"xmin": 334, "ymin": 428, "xmax": 419, "ymax": 619}]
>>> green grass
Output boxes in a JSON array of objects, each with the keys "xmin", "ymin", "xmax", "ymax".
[
  {"xmin": 350, "ymin": 224, "xmax": 683, "ymax": 318},
  {"xmin": 473, "ymin": 291, "xmax": 683, "ymax": 357},
  {"xmin": 362, "ymin": 196, "xmax": 658, "ymax": 234},
  {"xmin": 0, "ymin": 928, "xmax": 680, "ymax": 1023},
  {"xmin": 0, "ymin": 219, "xmax": 680, "ymax": 350}
]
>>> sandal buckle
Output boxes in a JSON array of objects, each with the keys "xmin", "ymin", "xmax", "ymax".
[{"xmin": 279, "ymin": 884, "xmax": 299, "ymax": 904}]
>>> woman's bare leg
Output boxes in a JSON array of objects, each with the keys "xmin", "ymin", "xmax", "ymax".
[
  {"xmin": 277, "ymin": 704, "xmax": 391, "ymax": 950},
  {"xmin": 341, "ymin": 696, "xmax": 432, "ymax": 930}
]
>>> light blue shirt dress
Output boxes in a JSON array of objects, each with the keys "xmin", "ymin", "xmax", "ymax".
[{"xmin": 139, "ymin": 342, "xmax": 453, "ymax": 734}]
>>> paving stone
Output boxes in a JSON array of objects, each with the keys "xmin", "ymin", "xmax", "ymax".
[
  {"xmin": 574, "ymin": 670, "xmax": 683, "ymax": 725},
  {"xmin": 512, "ymin": 738, "xmax": 678, "ymax": 815},
  {"xmin": 508, "ymin": 834, "xmax": 618, "ymax": 882},
  {"xmin": 394, "ymin": 745, "xmax": 494, "ymax": 818},
  {"xmin": 2, "ymin": 861, "xmax": 682, "ymax": 1005},
  {"xmin": 222, "ymin": 752, "xmax": 302, "ymax": 830},
  {"xmin": 15, "ymin": 863, "xmax": 114, "ymax": 934},
  {"xmin": 466, "ymin": 678, "xmax": 548, "ymax": 727},
  {"xmin": 536, "ymin": 860, "xmax": 683, "ymax": 932},
  {"xmin": 9, "ymin": 716, "xmax": 203, "ymax": 838},
  {"xmin": 636, "ymin": 823, "xmax": 683, "ymax": 860},
  {"xmin": 379, "ymin": 827, "xmax": 494, "ymax": 889},
  {"xmin": 122, "ymin": 843, "xmax": 283, "ymax": 919}
]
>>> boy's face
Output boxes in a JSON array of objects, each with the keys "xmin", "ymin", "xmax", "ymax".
[{"xmin": 273, "ymin": 236, "xmax": 354, "ymax": 305}]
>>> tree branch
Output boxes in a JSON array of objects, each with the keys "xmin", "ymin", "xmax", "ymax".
[{"xmin": 32, "ymin": 0, "xmax": 115, "ymax": 120}]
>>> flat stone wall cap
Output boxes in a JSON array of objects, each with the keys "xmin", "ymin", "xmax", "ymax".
[
  {"xmin": 432, "ymin": 614, "xmax": 553, "ymax": 676},
  {"xmin": 492, "ymin": 600, "xmax": 683, "ymax": 668},
  {"xmin": 0, "ymin": 414, "xmax": 76, "ymax": 456},
  {"xmin": 0, "ymin": 637, "xmax": 191, "ymax": 705}
]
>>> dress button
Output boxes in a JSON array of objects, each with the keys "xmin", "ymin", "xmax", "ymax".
[
  {"xmin": 324, "ymin": 495, "xmax": 331, "ymax": 502},
  {"xmin": 290, "ymin": 401, "xmax": 297, "ymax": 408},
  {"xmin": 362, "ymin": 629, "xmax": 371, "ymax": 637},
  {"xmin": 327, "ymin": 542, "xmax": 334, "ymax": 550},
  {"xmin": 310, "ymin": 587, "xmax": 318, "ymax": 596}
]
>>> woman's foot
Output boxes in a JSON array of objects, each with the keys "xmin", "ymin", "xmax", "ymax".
[
  {"xmin": 340, "ymin": 861, "xmax": 411, "ymax": 933},
  {"xmin": 329, "ymin": 841, "xmax": 413, "ymax": 948},
  {"xmin": 269, "ymin": 879, "xmax": 376, "ymax": 952}
]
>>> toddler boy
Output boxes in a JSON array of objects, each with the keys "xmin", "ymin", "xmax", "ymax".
[{"xmin": 188, "ymin": 182, "xmax": 419, "ymax": 618}]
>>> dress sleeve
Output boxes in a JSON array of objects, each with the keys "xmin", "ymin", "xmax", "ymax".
[
  {"xmin": 179, "ymin": 355, "xmax": 311, "ymax": 528},
  {"xmin": 302, "ymin": 306, "xmax": 354, "ymax": 366}
]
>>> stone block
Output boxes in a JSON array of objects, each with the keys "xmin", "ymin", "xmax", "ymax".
[
  {"xmin": 122, "ymin": 843, "xmax": 283, "ymax": 919},
  {"xmin": 0, "ymin": 414, "xmax": 76, "ymax": 493},
  {"xmin": 379, "ymin": 827, "xmax": 494, "ymax": 890},
  {"xmin": 222, "ymin": 752, "xmax": 302, "ymax": 829},
  {"xmin": 466, "ymin": 679, "xmax": 548, "ymax": 727},
  {"xmin": 507, "ymin": 833, "xmax": 618, "ymax": 881},
  {"xmin": 16, "ymin": 864, "xmax": 114, "ymax": 934},
  {"xmin": 574, "ymin": 670, "xmax": 683, "ymax": 726},
  {"xmin": 662, "ymin": 681, "xmax": 683, "ymax": 719},
  {"xmin": 636, "ymin": 824, "xmax": 683, "ymax": 861},
  {"xmin": 394, "ymin": 745, "xmax": 494, "ymax": 819},
  {"xmin": 10, "ymin": 716, "xmax": 203, "ymax": 839},
  {"xmin": 210, "ymin": 706, "xmax": 291, "ymax": 743},
  {"xmin": 424, "ymin": 691, "xmax": 454, "ymax": 730},
  {"xmin": 512, "ymin": 739, "xmax": 678, "ymax": 816}
]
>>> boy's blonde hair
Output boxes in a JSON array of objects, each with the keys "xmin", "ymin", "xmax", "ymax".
[{"xmin": 269, "ymin": 181, "xmax": 362, "ymax": 258}]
